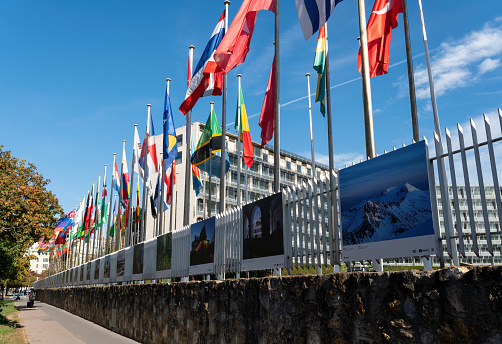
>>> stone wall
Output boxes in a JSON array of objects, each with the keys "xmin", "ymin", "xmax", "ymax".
[{"xmin": 36, "ymin": 266, "xmax": 502, "ymax": 343}]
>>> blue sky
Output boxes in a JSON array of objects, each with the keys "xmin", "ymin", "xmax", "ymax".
[{"xmin": 1, "ymin": 1, "xmax": 501, "ymax": 213}]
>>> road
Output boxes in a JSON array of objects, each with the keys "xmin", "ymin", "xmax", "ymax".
[{"xmin": 15, "ymin": 298, "xmax": 139, "ymax": 344}]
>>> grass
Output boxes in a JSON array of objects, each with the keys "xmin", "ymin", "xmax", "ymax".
[{"xmin": 0, "ymin": 299, "xmax": 25, "ymax": 344}]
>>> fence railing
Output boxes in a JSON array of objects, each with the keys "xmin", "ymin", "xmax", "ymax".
[{"xmin": 35, "ymin": 109, "xmax": 502, "ymax": 289}]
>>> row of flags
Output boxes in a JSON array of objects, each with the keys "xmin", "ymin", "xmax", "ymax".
[{"xmin": 44, "ymin": 0, "xmax": 409, "ymax": 264}]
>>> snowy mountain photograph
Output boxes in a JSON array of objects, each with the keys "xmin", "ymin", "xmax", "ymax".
[{"xmin": 339, "ymin": 141, "xmax": 436, "ymax": 260}]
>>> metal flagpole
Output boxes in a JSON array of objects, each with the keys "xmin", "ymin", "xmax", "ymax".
[
  {"xmin": 305, "ymin": 73, "xmax": 316, "ymax": 181},
  {"xmin": 117, "ymin": 140, "xmax": 126, "ymax": 251},
  {"xmin": 141, "ymin": 105, "xmax": 151, "ymax": 242},
  {"xmin": 157, "ymin": 151, "xmax": 164, "ymax": 236},
  {"xmin": 402, "ymin": 0, "xmax": 419, "ymax": 142},
  {"xmin": 110, "ymin": 195, "xmax": 117, "ymax": 253},
  {"xmin": 105, "ymin": 154, "xmax": 116, "ymax": 255},
  {"xmin": 98, "ymin": 165, "xmax": 107, "ymax": 257},
  {"xmin": 324, "ymin": 23, "xmax": 340, "ymax": 270},
  {"xmin": 273, "ymin": 0, "xmax": 280, "ymax": 193},
  {"xmin": 357, "ymin": 0, "xmax": 382, "ymax": 271},
  {"xmin": 86, "ymin": 183, "xmax": 94, "ymax": 263},
  {"xmin": 169, "ymin": 162, "xmax": 174, "ymax": 234},
  {"xmin": 220, "ymin": 0, "xmax": 230, "ymax": 214},
  {"xmin": 357, "ymin": 0, "xmax": 375, "ymax": 159},
  {"xmin": 184, "ymin": 46, "xmax": 195, "ymax": 226},
  {"xmin": 159, "ymin": 78, "xmax": 171, "ymax": 236},
  {"xmin": 208, "ymin": 102, "xmax": 214, "ymax": 218},
  {"xmin": 417, "ymin": 0, "xmax": 458, "ymax": 265},
  {"xmin": 237, "ymin": 74, "xmax": 242, "ymax": 206},
  {"xmin": 126, "ymin": 126, "xmax": 138, "ymax": 247},
  {"xmin": 92, "ymin": 174, "xmax": 101, "ymax": 260},
  {"xmin": 244, "ymin": 166, "xmax": 248, "ymax": 204}
]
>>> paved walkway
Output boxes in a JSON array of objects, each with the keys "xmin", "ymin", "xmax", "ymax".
[{"xmin": 15, "ymin": 298, "xmax": 139, "ymax": 344}]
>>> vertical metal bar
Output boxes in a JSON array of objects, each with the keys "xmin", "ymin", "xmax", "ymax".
[
  {"xmin": 283, "ymin": 190, "xmax": 291, "ymax": 273},
  {"xmin": 313, "ymin": 179, "xmax": 321, "ymax": 268},
  {"xmin": 219, "ymin": 0, "xmax": 230, "ymax": 214},
  {"xmin": 331, "ymin": 170, "xmax": 339, "ymax": 266},
  {"xmin": 237, "ymin": 75, "xmax": 242, "ymax": 207},
  {"xmin": 292, "ymin": 185, "xmax": 299, "ymax": 269},
  {"xmin": 319, "ymin": 178, "xmax": 328, "ymax": 267},
  {"xmin": 308, "ymin": 181, "xmax": 315, "ymax": 267},
  {"xmin": 402, "ymin": 0, "xmax": 419, "ymax": 142},
  {"xmin": 184, "ymin": 46, "xmax": 194, "ymax": 227},
  {"xmin": 445, "ymin": 128, "xmax": 465, "ymax": 257},
  {"xmin": 273, "ymin": 0, "xmax": 280, "ymax": 193},
  {"xmin": 425, "ymin": 138, "xmax": 445, "ymax": 267},
  {"xmin": 471, "ymin": 119, "xmax": 493, "ymax": 255},
  {"xmin": 484, "ymin": 114, "xmax": 502, "ymax": 238},
  {"xmin": 457, "ymin": 124, "xmax": 479, "ymax": 256},
  {"xmin": 302, "ymin": 183, "xmax": 309, "ymax": 268},
  {"xmin": 326, "ymin": 173, "xmax": 334, "ymax": 266},
  {"xmin": 305, "ymin": 73, "xmax": 316, "ymax": 178}
]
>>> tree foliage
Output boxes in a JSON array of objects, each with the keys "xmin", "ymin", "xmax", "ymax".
[{"xmin": 0, "ymin": 146, "xmax": 62, "ymax": 284}]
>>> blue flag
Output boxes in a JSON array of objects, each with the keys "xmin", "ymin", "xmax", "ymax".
[{"xmin": 163, "ymin": 84, "xmax": 178, "ymax": 170}]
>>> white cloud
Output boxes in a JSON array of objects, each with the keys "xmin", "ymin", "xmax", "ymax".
[
  {"xmin": 415, "ymin": 20, "xmax": 502, "ymax": 99},
  {"xmin": 478, "ymin": 58, "xmax": 500, "ymax": 74}
]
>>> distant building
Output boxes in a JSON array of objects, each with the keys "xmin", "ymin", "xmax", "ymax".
[{"xmin": 28, "ymin": 243, "xmax": 50, "ymax": 274}]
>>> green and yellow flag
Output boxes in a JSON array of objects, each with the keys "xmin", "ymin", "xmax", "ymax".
[{"xmin": 313, "ymin": 24, "xmax": 327, "ymax": 116}]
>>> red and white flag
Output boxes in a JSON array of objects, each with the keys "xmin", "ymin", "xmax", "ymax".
[
  {"xmin": 213, "ymin": 0, "xmax": 275, "ymax": 74},
  {"xmin": 357, "ymin": 0, "xmax": 403, "ymax": 78},
  {"xmin": 259, "ymin": 58, "xmax": 275, "ymax": 147}
]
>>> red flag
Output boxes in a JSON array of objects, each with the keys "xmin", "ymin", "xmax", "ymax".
[
  {"xmin": 213, "ymin": 0, "xmax": 275, "ymax": 74},
  {"xmin": 165, "ymin": 164, "xmax": 176, "ymax": 206},
  {"xmin": 259, "ymin": 58, "xmax": 275, "ymax": 147},
  {"xmin": 357, "ymin": 0, "xmax": 403, "ymax": 78}
]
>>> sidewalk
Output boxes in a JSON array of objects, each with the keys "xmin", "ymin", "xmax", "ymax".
[{"xmin": 15, "ymin": 298, "xmax": 139, "ymax": 344}]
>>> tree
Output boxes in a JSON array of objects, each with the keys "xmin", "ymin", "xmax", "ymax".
[{"xmin": 0, "ymin": 146, "xmax": 62, "ymax": 295}]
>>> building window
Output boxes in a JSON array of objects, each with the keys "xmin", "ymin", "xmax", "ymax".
[
  {"xmin": 263, "ymin": 154, "xmax": 268, "ymax": 163},
  {"xmin": 176, "ymin": 135, "xmax": 183, "ymax": 144},
  {"xmin": 250, "ymin": 163, "xmax": 259, "ymax": 172},
  {"xmin": 43, "ymin": 258, "xmax": 49, "ymax": 262},
  {"xmin": 254, "ymin": 146, "xmax": 261, "ymax": 157},
  {"xmin": 175, "ymin": 151, "xmax": 182, "ymax": 164},
  {"xmin": 286, "ymin": 161, "xmax": 291, "ymax": 170},
  {"xmin": 43, "ymin": 264, "xmax": 48, "ymax": 268},
  {"xmin": 307, "ymin": 168, "xmax": 312, "ymax": 176},
  {"xmin": 297, "ymin": 165, "xmax": 302, "ymax": 173},
  {"xmin": 197, "ymin": 199, "xmax": 203, "ymax": 211},
  {"xmin": 231, "ymin": 171, "xmax": 237, "ymax": 182},
  {"xmin": 229, "ymin": 156, "xmax": 237, "ymax": 166}
]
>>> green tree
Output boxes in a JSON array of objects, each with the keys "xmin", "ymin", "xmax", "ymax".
[{"xmin": 0, "ymin": 146, "xmax": 62, "ymax": 296}]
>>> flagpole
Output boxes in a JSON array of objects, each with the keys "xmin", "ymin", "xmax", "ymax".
[
  {"xmin": 117, "ymin": 140, "xmax": 126, "ymax": 251},
  {"xmin": 208, "ymin": 101, "xmax": 214, "ymax": 218},
  {"xmin": 358, "ymin": 1, "xmax": 382, "ymax": 272},
  {"xmin": 92, "ymin": 174, "xmax": 101, "ymax": 260},
  {"xmin": 305, "ymin": 73, "xmax": 316, "ymax": 181},
  {"xmin": 417, "ymin": 0, "xmax": 458, "ymax": 266},
  {"xmin": 141, "ymin": 105, "xmax": 151, "ymax": 242},
  {"xmin": 157, "ymin": 151, "xmax": 164, "ymax": 236},
  {"xmin": 324, "ymin": 23, "xmax": 340, "ymax": 270},
  {"xmin": 402, "ymin": 0, "xmax": 419, "ymax": 142},
  {"xmin": 126, "ymin": 126, "xmax": 138, "ymax": 248},
  {"xmin": 357, "ymin": 0, "xmax": 376, "ymax": 159},
  {"xmin": 169, "ymin": 161, "xmax": 174, "ymax": 233},
  {"xmin": 273, "ymin": 0, "xmax": 280, "ymax": 193},
  {"xmin": 237, "ymin": 74, "xmax": 242, "ymax": 207},
  {"xmin": 219, "ymin": 0, "xmax": 230, "ymax": 214},
  {"xmin": 86, "ymin": 182, "xmax": 95, "ymax": 263},
  {"xmin": 136, "ymin": 174, "xmax": 140, "ymax": 243},
  {"xmin": 159, "ymin": 78, "xmax": 171, "ymax": 236},
  {"xmin": 98, "ymin": 165, "xmax": 107, "ymax": 257},
  {"xmin": 105, "ymin": 154, "xmax": 116, "ymax": 254},
  {"xmin": 110, "ymin": 195, "xmax": 117, "ymax": 252},
  {"xmin": 184, "ymin": 46, "xmax": 195, "ymax": 226}
]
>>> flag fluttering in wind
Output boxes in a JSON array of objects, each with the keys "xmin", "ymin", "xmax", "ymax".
[
  {"xmin": 357, "ymin": 0, "xmax": 403, "ymax": 78},
  {"xmin": 165, "ymin": 164, "xmax": 175, "ymax": 206},
  {"xmin": 191, "ymin": 135, "xmax": 203, "ymax": 196},
  {"xmin": 235, "ymin": 84, "xmax": 254, "ymax": 167},
  {"xmin": 109, "ymin": 197, "xmax": 117, "ymax": 237},
  {"xmin": 179, "ymin": 12, "xmax": 225, "ymax": 115},
  {"xmin": 163, "ymin": 83, "xmax": 178, "ymax": 169},
  {"xmin": 112, "ymin": 155, "xmax": 121, "ymax": 194},
  {"xmin": 133, "ymin": 125, "xmax": 144, "ymax": 180},
  {"xmin": 135, "ymin": 177, "xmax": 141, "ymax": 224},
  {"xmin": 213, "ymin": 0, "xmax": 275, "ymax": 74},
  {"xmin": 140, "ymin": 115, "xmax": 159, "ymax": 194},
  {"xmin": 295, "ymin": 0, "xmax": 344, "ymax": 40},
  {"xmin": 121, "ymin": 143, "xmax": 130, "ymax": 208},
  {"xmin": 191, "ymin": 106, "xmax": 230, "ymax": 177},
  {"xmin": 259, "ymin": 58, "xmax": 275, "ymax": 147},
  {"xmin": 313, "ymin": 25, "xmax": 327, "ymax": 116}
]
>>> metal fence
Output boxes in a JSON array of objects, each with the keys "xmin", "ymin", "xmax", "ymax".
[{"xmin": 35, "ymin": 109, "xmax": 502, "ymax": 289}]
